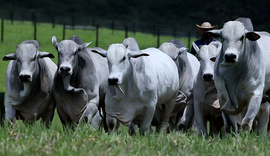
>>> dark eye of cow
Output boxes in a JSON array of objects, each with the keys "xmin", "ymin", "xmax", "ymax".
[
  {"xmin": 121, "ymin": 56, "xmax": 126, "ymax": 62},
  {"xmin": 210, "ymin": 57, "xmax": 216, "ymax": 62}
]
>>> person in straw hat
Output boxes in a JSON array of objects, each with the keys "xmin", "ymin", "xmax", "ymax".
[{"xmin": 190, "ymin": 22, "xmax": 219, "ymax": 56}]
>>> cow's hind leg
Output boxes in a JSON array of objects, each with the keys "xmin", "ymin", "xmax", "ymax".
[{"xmin": 157, "ymin": 98, "xmax": 175, "ymax": 133}]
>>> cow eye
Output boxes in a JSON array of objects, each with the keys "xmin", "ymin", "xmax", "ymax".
[
  {"xmin": 210, "ymin": 57, "xmax": 216, "ymax": 62},
  {"xmin": 121, "ymin": 56, "xmax": 126, "ymax": 62}
]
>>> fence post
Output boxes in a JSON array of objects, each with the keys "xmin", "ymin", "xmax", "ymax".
[
  {"xmin": 96, "ymin": 24, "xmax": 99, "ymax": 47},
  {"xmin": 71, "ymin": 17, "xmax": 75, "ymax": 30},
  {"xmin": 188, "ymin": 32, "xmax": 191, "ymax": 51},
  {"xmin": 111, "ymin": 20, "xmax": 114, "ymax": 34},
  {"xmin": 63, "ymin": 23, "xmax": 66, "ymax": 40},
  {"xmin": 157, "ymin": 29, "xmax": 160, "ymax": 48},
  {"xmin": 133, "ymin": 21, "xmax": 136, "ymax": 35},
  {"xmin": 34, "ymin": 21, "xmax": 37, "ymax": 40},
  {"xmin": 52, "ymin": 16, "xmax": 55, "ymax": 28},
  {"xmin": 125, "ymin": 25, "xmax": 128, "ymax": 38},
  {"xmin": 0, "ymin": 92, "xmax": 5, "ymax": 126},
  {"xmin": 1, "ymin": 18, "xmax": 3, "ymax": 43},
  {"xmin": 10, "ymin": 11, "xmax": 13, "ymax": 25}
]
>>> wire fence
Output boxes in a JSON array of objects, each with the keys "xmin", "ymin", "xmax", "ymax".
[{"xmin": 0, "ymin": 10, "xmax": 198, "ymax": 44}]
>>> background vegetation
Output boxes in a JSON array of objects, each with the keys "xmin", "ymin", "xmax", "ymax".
[{"xmin": 1, "ymin": 0, "xmax": 270, "ymax": 32}]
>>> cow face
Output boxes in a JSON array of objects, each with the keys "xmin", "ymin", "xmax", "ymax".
[
  {"xmin": 209, "ymin": 21, "xmax": 260, "ymax": 63},
  {"xmin": 3, "ymin": 43, "xmax": 54, "ymax": 83},
  {"xmin": 92, "ymin": 44, "xmax": 149, "ymax": 86},
  {"xmin": 52, "ymin": 36, "xmax": 90, "ymax": 77},
  {"xmin": 193, "ymin": 41, "xmax": 221, "ymax": 81}
]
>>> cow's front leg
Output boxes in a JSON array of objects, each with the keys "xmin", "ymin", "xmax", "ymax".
[
  {"xmin": 194, "ymin": 101, "xmax": 208, "ymax": 136},
  {"xmin": 242, "ymin": 95, "xmax": 261, "ymax": 131},
  {"xmin": 139, "ymin": 107, "xmax": 155, "ymax": 135},
  {"xmin": 5, "ymin": 101, "xmax": 16, "ymax": 124}
]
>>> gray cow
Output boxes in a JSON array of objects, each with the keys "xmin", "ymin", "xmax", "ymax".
[
  {"xmin": 210, "ymin": 21, "xmax": 270, "ymax": 135},
  {"xmin": 158, "ymin": 39, "xmax": 200, "ymax": 131},
  {"xmin": 192, "ymin": 41, "xmax": 224, "ymax": 137},
  {"xmin": 52, "ymin": 35, "xmax": 109, "ymax": 129},
  {"xmin": 3, "ymin": 40, "xmax": 57, "ymax": 127}
]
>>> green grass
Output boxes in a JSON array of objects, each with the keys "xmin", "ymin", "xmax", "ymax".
[
  {"xmin": 1, "ymin": 20, "xmax": 270, "ymax": 156},
  {"xmin": 1, "ymin": 121, "xmax": 270, "ymax": 156}
]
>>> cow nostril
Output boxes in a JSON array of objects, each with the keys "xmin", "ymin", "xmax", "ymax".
[
  {"xmin": 60, "ymin": 67, "xmax": 71, "ymax": 72},
  {"xmin": 225, "ymin": 53, "xmax": 236, "ymax": 62},
  {"xmin": 203, "ymin": 74, "xmax": 213, "ymax": 81},
  {"xmin": 19, "ymin": 75, "xmax": 31, "ymax": 82},
  {"xmin": 108, "ymin": 78, "xmax": 118, "ymax": 85}
]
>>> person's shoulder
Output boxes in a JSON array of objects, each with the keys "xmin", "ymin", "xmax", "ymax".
[{"xmin": 194, "ymin": 39, "xmax": 203, "ymax": 46}]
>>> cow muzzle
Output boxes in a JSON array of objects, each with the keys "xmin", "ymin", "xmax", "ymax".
[
  {"xmin": 19, "ymin": 74, "xmax": 32, "ymax": 82},
  {"xmin": 224, "ymin": 53, "xmax": 237, "ymax": 62},
  {"xmin": 203, "ymin": 73, "xmax": 213, "ymax": 81},
  {"xmin": 108, "ymin": 78, "xmax": 119, "ymax": 85},
  {"xmin": 59, "ymin": 66, "xmax": 72, "ymax": 76}
]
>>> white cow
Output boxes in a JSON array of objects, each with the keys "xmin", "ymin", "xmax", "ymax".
[
  {"xmin": 192, "ymin": 41, "xmax": 224, "ymax": 137},
  {"xmin": 210, "ymin": 21, "xmax": 270, "ymax": 134},
  {"xmin": 3, "ymin": 40, "xmax": 57, "ymax": 127},
  {"xmin": 158, "ymin": 39, "xmax": 200, "ymax": 131},
  {"xmin": 92, "ymin": 44, "xmax": 179, "ymax": 134}
]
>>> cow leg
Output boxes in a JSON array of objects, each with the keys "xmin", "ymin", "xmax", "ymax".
[
  {"xmin": 222, "ymin": 112, "xmax": 238, "ymax": 137},
  {"xmin": 128, "ymin": 120, "xmax": 137, "ymax": 135},
  {"xmin": 106, "ymin": 116, "xmax": 120, "ymax": 134},
  {"xmin": 194, "ymin": 102, "xmax": 207, "ymax": 136},
  {"xmin": 242, "ymin": 95, "xmax": 261, "ymax": 131},
  {"xmin": 157, "ymin": 98, "xmax": 176, "ymax": 133},
  {"xmin": 5, "ymin": 102, "xmax": 16, "ymax": 124},
  {"xmin": 139, "ymin": 107, "xmax": 155, "ymax": 135},
  {"xmin": 254, "ymin": 101, "xmax": 270, "ymax": 133},
  {"xmin": 178, "ymin": 103, "xmax": 194, "ymax": 131},
  {"xmin": 81, "ymin": 103, "xmax": 98, "ymax": 124},
  {"xmin": 41, "ymin": 101, "xmax": 56, "ymax": 128}
]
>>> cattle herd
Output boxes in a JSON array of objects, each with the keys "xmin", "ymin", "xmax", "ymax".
[{"xmin": 3, "ymin": 17, "xmax": 270, "ymax": 137}]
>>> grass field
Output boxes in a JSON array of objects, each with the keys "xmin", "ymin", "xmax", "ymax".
[{"xmin": 1, "ymin": 20, "xmax": 270, "ymax": 156}]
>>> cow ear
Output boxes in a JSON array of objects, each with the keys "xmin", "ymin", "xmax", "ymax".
[
  {"xmin": 246, "ymin": 32, "xmax": 260, "ymax": 41},
  {"xmin": 2, "ymin": 53, "xmax": 16, "ymax": 61},
  {"xmin": 209, "ymin": 41, "xmax": 222, "ymax": 53},
  {"xmin": 39, "ymin": 52, "xmax": 55, "ymax": 58},
  {"xmin": 91, "ymin": 49, "xmax": 107, "ymax": 57},
  {"xmin": 52, "ymin": 36, "xmax": 58, "ymax": 49},
  {"xmin": 192, "ymin": 42, "xmax": 200, "ymax": 54},
  {"xmin": 78, "ymin": 42, "xmax": 91, "ymax": 51},
  {"xmin": 128, "ymin": 51, "xmax": 149, "ymax": 58}
]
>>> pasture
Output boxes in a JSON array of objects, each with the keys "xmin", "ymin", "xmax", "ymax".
[{"xmin": 0, "ymin": 20, "xmax": 270, "ymax": 156}]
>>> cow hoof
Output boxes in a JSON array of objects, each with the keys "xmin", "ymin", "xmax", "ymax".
[
  {"xmin": 242, "ymin": 123, "xmax": 250, "ymax": 131},
  {"xmin": 178, "ymin": 124, "xmax": 186, "ymax": 131}
]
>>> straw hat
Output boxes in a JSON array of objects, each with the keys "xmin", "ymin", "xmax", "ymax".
[{"xmin": 195, "ymin": 22, "xmax": 218, "ymax": 36}]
